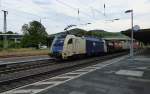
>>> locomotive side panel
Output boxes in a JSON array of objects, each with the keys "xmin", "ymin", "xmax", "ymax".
[
  {"xmin": 73, "ymin": 38, "xmax": 86, "ymax": 55},
  {"xmin": 86, "ymin": 38, "xmax": 105, "ymax": 56}
]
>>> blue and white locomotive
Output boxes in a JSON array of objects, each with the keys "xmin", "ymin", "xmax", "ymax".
[{"xmin": 50, "ymin": 34, "xmax": 107, "ymax": 59}]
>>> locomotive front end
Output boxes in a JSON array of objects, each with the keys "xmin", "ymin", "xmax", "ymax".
[{"xmin": 49, "ymin": 34, "xmax": 66, "ymax": 58}]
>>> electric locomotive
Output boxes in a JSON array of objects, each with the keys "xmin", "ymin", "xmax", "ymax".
[{"xmin": 50, "ymin": 34, "xmax": 107, "ymax": 59}]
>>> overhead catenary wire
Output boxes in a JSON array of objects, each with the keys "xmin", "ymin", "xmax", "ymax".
[
  {"xmin": 90, "ymin": 7, "xmax": 95, "ymax": 19},
  {"xmin": 0, "ymin": 0, "xmax": 47, "ymax": 21},
  {"xmin": 55, "ymin": 0, "xmax": 93, "ymax": 20},
  {"xmin": 89, "ymin": 6, "xmax": 107, "ymax": 21},
  {"xmin": 1, "ymin": 0, "xmax": 121, "ymax": 32},
  {"xmin": 56, "ymin": 0, "xmax": 112, "ymax": 24},
  {"xmin": 0, "ymin": 7, "xmax": 72, "ymax": 31}
]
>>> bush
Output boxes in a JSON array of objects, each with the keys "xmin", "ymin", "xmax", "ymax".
[
  {"xmin": 0, "ymin": 41, "xmax": 3, "ymax": 48},
  {"xmin": 8, "ymin": 41, "xmax": 21, "ymax": 48},
  {"xmin": 0, "ymin": 40, "xmax": 21, "ymax": 49}
]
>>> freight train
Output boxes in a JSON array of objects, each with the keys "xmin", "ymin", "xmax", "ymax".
[{"xmin": 49, "ymin": 34, "xmax": 139, "ymax": 59}]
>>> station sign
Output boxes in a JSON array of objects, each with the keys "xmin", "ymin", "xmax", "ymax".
[{"xmin": 133, "ymin": 25, "xmax": 140, "ymax": 32}]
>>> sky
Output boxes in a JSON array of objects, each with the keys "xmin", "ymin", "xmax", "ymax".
[{"xmin": 0, "ymin": 0, "xmax": 150, "ymax": 34}]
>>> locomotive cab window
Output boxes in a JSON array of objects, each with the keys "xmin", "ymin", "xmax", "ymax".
[{"xmin": 68, "ymin": 38, "xmax": 73, "ymax": 44}]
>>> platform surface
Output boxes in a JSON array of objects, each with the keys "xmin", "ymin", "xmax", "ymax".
[
  {"xmin": 39, "ymin": 49, "xmax": 150, "ymax": 94},
  {"xmin": 39, "ymin": 56, "xmax": 150, "ymax": 94}
]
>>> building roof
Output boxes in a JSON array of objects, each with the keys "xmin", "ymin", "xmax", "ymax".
[
  {"xmin": 122, "ymin": 29, "xmax": 150, "ymax": 44},
  {"xmin": 0, "ymin": 34, "xmax": 23, "ymax": 39}
]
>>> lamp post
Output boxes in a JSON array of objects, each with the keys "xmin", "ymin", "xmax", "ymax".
[{"xmin": 125, "ymin": 9, "xmax": 134, "ymax": 58}]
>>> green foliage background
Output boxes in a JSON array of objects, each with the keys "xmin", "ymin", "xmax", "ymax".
[
  {"xmin": 21, "ymin": 21, "xmax": 48, "ymax": 48},
  {"xmin": 51, "ymin": 28, "xmax": 126, "ymax": 38}
]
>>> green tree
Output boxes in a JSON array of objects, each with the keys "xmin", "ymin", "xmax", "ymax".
[{"xmin": 21, "ymin": 21, "xmax": 48, "ymax": 49}]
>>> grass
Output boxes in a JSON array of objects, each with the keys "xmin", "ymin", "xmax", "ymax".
[{"xmin": 0, "ymin": 48, "xmax": 49, "ymax": 58}]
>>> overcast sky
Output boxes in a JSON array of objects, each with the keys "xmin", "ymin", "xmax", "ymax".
[{"xmin": 0, "ymin": 0, "xmax": 150, "ymax": 34}]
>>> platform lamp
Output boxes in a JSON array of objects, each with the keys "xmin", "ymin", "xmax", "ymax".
[{"xmin": 125, "ymin": 9, "xmax": 134, "ymax": 58}]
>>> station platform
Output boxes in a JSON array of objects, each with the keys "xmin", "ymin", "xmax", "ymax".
[
  {"xmin": 0, "ymin": 55, "xmax": 50, "ymax": 65},
  {"xmin": 2, "ymin": 49, "xmax": 150, "ymax": 94},
  {"xmin": 39, "ymin": 55, "xmax": 150, "ymax": 94}
]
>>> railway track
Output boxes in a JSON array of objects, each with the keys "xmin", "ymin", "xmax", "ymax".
[
  {"xmin": 0, "ymin": 59, "xmax": 55, "ymax": 74},
  {"xmin": 0, "ymin": 50, "xmax": 143, "ymax": 93},
  {"xmin": 0, "ymin": 58, "xmax": 56, "ymax": 82}
]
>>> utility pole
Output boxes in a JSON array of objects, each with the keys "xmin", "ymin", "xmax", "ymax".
[
  {"xmin": 104, "ymin": 4, "xmax": 106, "ymax": 16},
  {"xmin": 131, "ymin": 10, "xmax": 134, "ymax": 58},
  {"xmin": 2, "ymin": 10, "xmax": 8, "ymax": 49},
  {"xmin": 77, "ymin": 8, "xmax": 80, "ymax": 24}
]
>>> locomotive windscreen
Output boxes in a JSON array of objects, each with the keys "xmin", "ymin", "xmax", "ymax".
[
  {"xmin": 53, "ymin": 39, "xmax": 64, "ymax": 46},
  {"xmin": 53, "ymin": 34, "xmax": 66, "ymax": 46}
]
